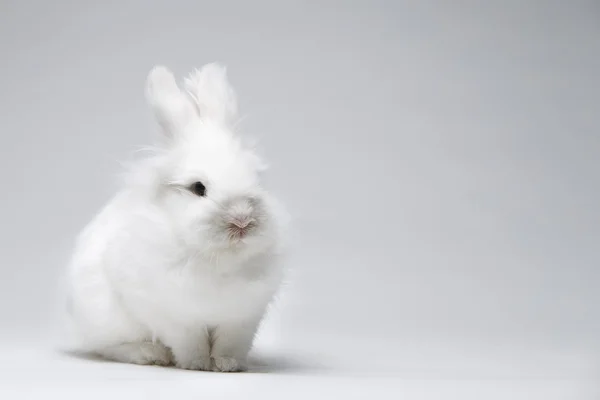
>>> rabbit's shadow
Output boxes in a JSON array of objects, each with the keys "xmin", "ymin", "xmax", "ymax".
[
  {"xmin": 247, "ymin": 352, "xmax": 317, "ymax": 374},
  {"xmin": 61, "ymin": 348, "xmax": 318, "ymax": 374}
]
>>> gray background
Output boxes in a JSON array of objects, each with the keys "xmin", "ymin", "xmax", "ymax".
[{"xmin": 0, "ymin": 0, "xmax": 598, "ymax": 398}]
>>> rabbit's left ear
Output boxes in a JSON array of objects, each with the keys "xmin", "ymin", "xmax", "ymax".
[
  {"xmin": 184, "ymin": 63, "xmax": 238, "ymax": 125},
  {"xmin": 146, "ymin": 66, "xmax": 197, "ymax": 137}
]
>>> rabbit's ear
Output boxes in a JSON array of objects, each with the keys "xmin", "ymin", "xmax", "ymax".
[
  {"xmin": 184, "ymin": 63, "xmax": 238, "ymax": 125},
  {"xmin": 146, "ymin": 66, "xmax": 197, "ymax": 137}
]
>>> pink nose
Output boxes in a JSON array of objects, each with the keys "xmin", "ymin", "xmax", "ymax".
[
  {"xmin": 227, "ymin": 217, "xmax": 256, "ymax": 239},
  {"xmin": 230, "ymin": 219, "xmax": 251, "ymax": 229}
]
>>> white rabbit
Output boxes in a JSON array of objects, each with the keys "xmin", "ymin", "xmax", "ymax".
[{"xmin": 64, "ymin": 63, "xmax": 288, "ymax": 372}]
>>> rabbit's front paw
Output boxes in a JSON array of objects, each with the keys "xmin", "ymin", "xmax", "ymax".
[{"xmin": 211, "ymin": 356, "xmax": 246, "ymax": 372}]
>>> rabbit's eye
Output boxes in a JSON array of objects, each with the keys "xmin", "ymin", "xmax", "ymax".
[{"xmin": 189, "ymin": 181, "xmax": 206, "ymax": 197}]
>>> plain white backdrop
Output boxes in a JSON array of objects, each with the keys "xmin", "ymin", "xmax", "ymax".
[{"xmin": 0, "ymin": 1, "xmax": 598, "ymax": 398}]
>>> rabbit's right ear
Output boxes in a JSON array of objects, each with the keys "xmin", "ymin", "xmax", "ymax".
[{"xmin": 146, "ymin": 66, "xmax": 197, "ymax": 138}]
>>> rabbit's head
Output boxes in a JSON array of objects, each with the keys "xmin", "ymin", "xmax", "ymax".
[{"xmin": 131, "ymin": 64, "xmax": 283, "ymax": 260}]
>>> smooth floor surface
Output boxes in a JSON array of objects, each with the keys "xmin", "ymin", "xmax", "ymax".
[{"xmin": 1, "ymin": 336, "xmax": 597, "ymax": 400}]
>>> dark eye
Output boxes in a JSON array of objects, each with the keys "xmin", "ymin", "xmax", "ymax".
[{"xmin": 189, "ymin": 181, "xmax": 206, "ymax": 197}]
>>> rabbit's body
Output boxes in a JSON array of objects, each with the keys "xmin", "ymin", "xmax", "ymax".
[{"xmin": 64, "ymin": 64, "xmax": 287, "ymax": 372}]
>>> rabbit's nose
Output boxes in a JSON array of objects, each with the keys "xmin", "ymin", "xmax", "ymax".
[
  {"xmin": 230, "ymin": 218, "xmax": 252, "ymax": 229},
  {"xmin": 226, "ymin": 216, "xmax": 256, "ymax": 239}
]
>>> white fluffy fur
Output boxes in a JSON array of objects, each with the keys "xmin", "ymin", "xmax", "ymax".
[{"xmin": 64, "ymin": 63, "xmax": 287, "ymax": 372}]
